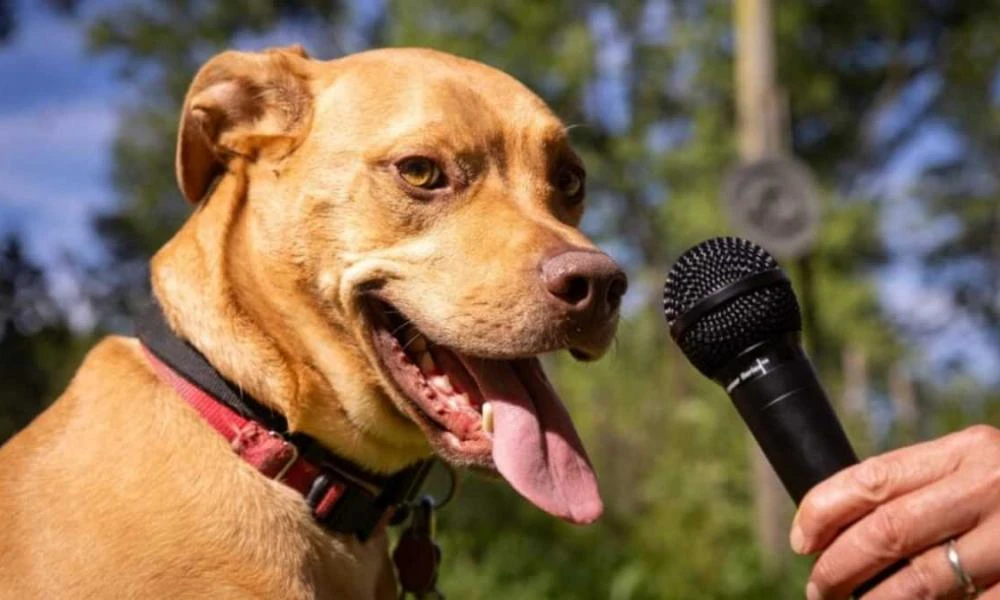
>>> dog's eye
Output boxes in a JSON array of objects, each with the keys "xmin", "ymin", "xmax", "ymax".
[
  {"xmin": 396, "ymin": 157, "xmax": 446, "ymax": 190},
  {"xmin": 555, "ymin": 166, "xmax": 585, "ymax": 202}
]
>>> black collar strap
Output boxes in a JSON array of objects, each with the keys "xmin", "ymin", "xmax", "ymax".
[{"xmin": 135, "ymin": 299, "xmax": 432, "ymax": 541}]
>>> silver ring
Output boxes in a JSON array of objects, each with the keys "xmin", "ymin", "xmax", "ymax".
[{"xmin": 946, "ymin": 539, "xmax": 980, "ymax": 599}]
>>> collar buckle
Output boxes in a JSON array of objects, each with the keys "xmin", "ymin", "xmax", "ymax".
[{"xmin": 269, "ymin": 431, "xmax": 299, "ymax": 482}]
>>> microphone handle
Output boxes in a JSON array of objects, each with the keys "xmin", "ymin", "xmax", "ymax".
[{"xmin": 718, "ymin": 335, "xmax": 907, "ymax": 597}]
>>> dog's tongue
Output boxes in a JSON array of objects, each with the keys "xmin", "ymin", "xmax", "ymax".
[{"xmin": 461, "ymin": 357, "xmax": 603, "ymax": 524}]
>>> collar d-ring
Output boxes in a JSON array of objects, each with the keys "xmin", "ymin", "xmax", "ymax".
[{"xmin": 427, "ymin": 460, "xmax": 458, "ymax": 510}]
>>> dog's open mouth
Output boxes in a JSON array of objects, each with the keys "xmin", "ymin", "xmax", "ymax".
[{"xmin": 365, "ymin": 298, "xmax": 603, "ymax": 525}]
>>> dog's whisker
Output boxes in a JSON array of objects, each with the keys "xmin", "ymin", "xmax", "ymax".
[
  {"xmin": 400, "ymin": 331, "xmax": 428, "ymax": 352},
  {"xmin": 390, "ymin": 319, "xmax": 413, "ymax": 337}
]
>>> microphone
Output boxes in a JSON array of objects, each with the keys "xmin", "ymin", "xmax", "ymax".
[{"xmin": 662, "ymin": 236, "xmax": 902, "ymax": 597}]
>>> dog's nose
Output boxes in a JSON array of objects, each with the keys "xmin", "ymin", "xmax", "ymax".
[{"xmin": 541, "ymin": 250, "xmax": 628, "ymax": 317}]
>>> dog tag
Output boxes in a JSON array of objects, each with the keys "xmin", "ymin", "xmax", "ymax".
[{"xmin": 393, "ymin": 496, "xmax": 443, "ymax": 599}]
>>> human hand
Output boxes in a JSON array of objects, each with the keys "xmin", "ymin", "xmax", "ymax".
[{"xmin": 790, "ymin": 425, "xmax": 1000, "ymax": 599}]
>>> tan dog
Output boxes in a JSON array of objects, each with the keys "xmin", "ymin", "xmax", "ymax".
[{"xmin": 0, "ymin": 46, "xmax": 626, "ymax": 599}]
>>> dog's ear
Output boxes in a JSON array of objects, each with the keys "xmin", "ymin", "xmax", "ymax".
[{"xmin": 176, "ymin": 45, "xmax": 315, "ymax": 203}]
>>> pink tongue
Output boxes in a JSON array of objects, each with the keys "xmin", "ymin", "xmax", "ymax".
[{"xmin": 461, "ymin": 357, "xmax": 603, "ymax": 524}]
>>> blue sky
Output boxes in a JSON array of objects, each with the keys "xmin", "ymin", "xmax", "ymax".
[
  {"xmin": 0, "ymin": 1, "xmax": 122, "ymax": 267},
  {"xmin": 0, "ymin": 1, "xmax": 996, "ymax": 385}
]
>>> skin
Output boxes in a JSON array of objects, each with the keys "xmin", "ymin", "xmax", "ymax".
[
  {"xmin": 0, "ymin": 45, "xmax": 622, "ymax": 598},
  {"xmin": 791, "ymin": 424, "xmax": 1000, "ymax": 599}
]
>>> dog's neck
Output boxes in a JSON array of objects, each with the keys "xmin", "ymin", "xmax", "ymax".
[
  {"xmin": 152, "ymin": 173, "xmax": 299, "ymax": 411},
  {"xmin": 151, "ymin": 172, "xmax": 420, "ymax": 474}
]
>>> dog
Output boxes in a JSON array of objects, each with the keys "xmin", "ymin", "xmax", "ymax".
[{"xmin": 0, "ymin": 45, "xmax": 626, "ymax": 599}]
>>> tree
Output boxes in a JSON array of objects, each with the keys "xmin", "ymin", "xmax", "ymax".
[
  {"xmin": 0, "ymin": 235, "xmax": 85, "ymax": 442},
  {"xmin": 0, "ymin": 1, "xmax": 103, "ymax": 445}
]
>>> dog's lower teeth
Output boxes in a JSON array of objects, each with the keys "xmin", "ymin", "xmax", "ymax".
[
  {"xmin": 429, "ymin": 374, "xmax": 454, "ymax": 394},
  {"xmin": 482, "ymin": 402, "xmax": 494, "ymax": 434}
]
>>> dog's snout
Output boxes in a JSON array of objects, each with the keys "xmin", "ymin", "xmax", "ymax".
[{"xmin": 541, "ymin": 250, "xmax": 628, "ymax": 317}]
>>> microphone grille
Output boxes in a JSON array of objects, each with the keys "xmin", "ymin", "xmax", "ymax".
[{"xmin": 663, "ymin": 237, "xmax": 802, "ymax": 377}]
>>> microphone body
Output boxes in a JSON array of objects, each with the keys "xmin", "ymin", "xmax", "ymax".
[
  {"xmin": 717, "ymin": 333, "xmax": 856, "ymax": 503},
  {"xmin": 662, "ymin": 237, "xmax": 903, "ymax": 597}
]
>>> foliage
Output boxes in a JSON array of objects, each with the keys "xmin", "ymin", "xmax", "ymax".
[{"xmin": 0, "ymin": 236, "xmax": 93, "ymax": 441}]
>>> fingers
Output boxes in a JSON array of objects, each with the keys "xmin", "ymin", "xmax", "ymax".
[
  {"xmin": 804, "ymin": 472, "xmax": 991, "ymax": 598},
  {"xmin": 792, "ymin": 426, "xmax": 996, "ymax": 555},
  {"xmin": 862, "ymin": 514, "xmax": 1000, "ymax": 600}
]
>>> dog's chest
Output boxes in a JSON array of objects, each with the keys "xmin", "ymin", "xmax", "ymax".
[
  {"xmin": 310, "ymin": 535, "xmax": 394, "ymax": 600},
  {"xmin": 223, "ymin": 486, "xmax": 395, "ymax": 599}
]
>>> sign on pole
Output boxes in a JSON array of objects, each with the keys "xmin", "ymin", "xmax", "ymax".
[{"xmin": 722, "ymin": 155, "xmax": 821, "ymax": 259}]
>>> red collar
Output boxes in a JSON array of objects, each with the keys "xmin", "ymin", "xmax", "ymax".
[{"xmin": 141, "ymin": 344, "xmax": 430, "ymax": 541}]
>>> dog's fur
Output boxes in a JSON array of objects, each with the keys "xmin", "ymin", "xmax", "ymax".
[{"xmin": 0, "ymin": 46, "xmax": 622, "ymax": 598}]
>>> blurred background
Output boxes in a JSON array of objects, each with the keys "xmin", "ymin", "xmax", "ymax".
[{"xmin": 1, "ymin": 0, "xmax": 998, "ymax": 597}]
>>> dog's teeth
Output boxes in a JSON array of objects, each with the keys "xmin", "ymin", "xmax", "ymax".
[
  {"xmin": 482, "ymin": 402, "xmax": 494, "ymax": 434},
  {"xmin": 418, "ymin": 352, "xmax": 435, "ymax": 373},
  {"xmin": 408, "ymin": 333, "xmax": 427, "ymax": 352},
  {"xmin": 429, "ymin": 374, "xmax": 454, "ymax": 394}
]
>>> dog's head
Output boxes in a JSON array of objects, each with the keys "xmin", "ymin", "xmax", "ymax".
[{"xmin": 170, "ymin": 46, "xmax": 626, "ymax": 524}]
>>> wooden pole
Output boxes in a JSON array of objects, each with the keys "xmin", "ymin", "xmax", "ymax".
[
  {"xmin": 734, "ymin": 0, "xmax": 792, "ymax": 572},
  {"xmin": 736, "ymin": 0, "xmax": 782, "ymax": 160}
]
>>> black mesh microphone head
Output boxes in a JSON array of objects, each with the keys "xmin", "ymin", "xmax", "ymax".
[{"xmin": 662, "ymin": 237, "xmax": 802, "ymax": 378}]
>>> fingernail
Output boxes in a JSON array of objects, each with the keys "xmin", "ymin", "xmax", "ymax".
[
  {"xmin": 790, "ymin": 524, "xmax": 807, "ymax": 554},
  {"xmin": 806, "ymin": 581, "xmax": 822, "ymax": 600}
]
